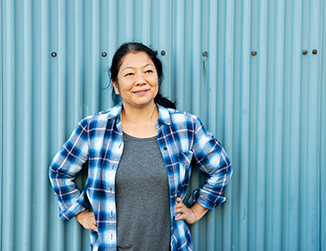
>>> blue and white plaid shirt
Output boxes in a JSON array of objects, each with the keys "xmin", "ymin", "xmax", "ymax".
[{"xmin": 49, "ymin": 103, "xmax": 232, "ymax": 251}]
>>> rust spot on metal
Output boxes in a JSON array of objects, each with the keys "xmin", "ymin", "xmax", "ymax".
[
  {"xmin": 302, "ymin": 50, "xmax": 308, "ymax": 55},
  {"xmin": 202, "ymin": 60, "xmax": 206, "ymax": 77},
  {"xmin": 202, "ymin": 51, "xmax": 208, "ymax": 57},
  {"xmin": 251, "ymin": 51, "xmax": 257, "ymax": 56},
  {"xmin": 312, "ymin": 49, "xmax": 318, "ymax": 55},
  {"xmin": 161, "ymin": 50, "xmax": 166, "ymax": 56}
]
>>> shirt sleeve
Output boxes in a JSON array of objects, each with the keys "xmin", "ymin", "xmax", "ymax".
[
  {"xmin": 188, "ymin": 117, "xmax": 233, "ymax": 209},
  {"xmin": 49, "ymin": 118, "xmax": 90, "ymax": 221}
]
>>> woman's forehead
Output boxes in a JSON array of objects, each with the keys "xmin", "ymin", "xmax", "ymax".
[{"xmin": 120, "ymin": 52, "xmax": 154, "ymax": 68}]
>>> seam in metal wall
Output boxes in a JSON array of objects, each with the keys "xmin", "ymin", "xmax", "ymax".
[
  {"xmin": 0, "ymin": 0, "xmax": 3, "ymax": 248},
  {"xmin": 1, "ymin": 0, "xmax": 325, "ymax": 250}
]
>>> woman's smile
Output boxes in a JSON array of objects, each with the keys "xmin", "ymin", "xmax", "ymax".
[{"xmin": 133, "ymin": 89, "xmax": 149, "ymax": 95}]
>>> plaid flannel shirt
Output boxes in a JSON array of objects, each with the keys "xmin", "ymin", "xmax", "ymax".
[{"xmin": 49, "ymin": 103, "xmax": 232, "ymax": 251}]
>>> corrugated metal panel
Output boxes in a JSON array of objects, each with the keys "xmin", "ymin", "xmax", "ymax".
[{"xmin": 1, "ymin": 0, "xmax": 325, "ymax": 250}]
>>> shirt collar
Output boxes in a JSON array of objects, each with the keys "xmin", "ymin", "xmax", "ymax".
[
  {"xmin": 105, "ymin": 102, "xmax": 172, "ymax": 126},
  {"xmin": 106, "ymin": 102, "xmax": 123, "ymax": 120},
  {"xmin": 157, "ymin": 104, "xmax": 172, "ymax": 126}
]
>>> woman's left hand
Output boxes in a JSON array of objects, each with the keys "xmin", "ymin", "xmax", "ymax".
[{"xmin": 175, "ymin": 197, "xmax": 209, "ymax": 224}]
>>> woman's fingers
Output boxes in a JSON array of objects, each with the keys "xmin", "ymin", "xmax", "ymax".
[
  {"xmin": 175, "ymin": 203, "xmax": 186, "ymax": 213},
  {"xmin": 76, "ymin": 210, "xmax": 98, "ymax": 232},
  {"xmin": 175, "ymin": 197, "xmax": 196, "ymax": 224},
  {"xmin": 91, "ymin": 222, "xmax": 98, "ymax": 232},
  {"xmin": 84, "ymin": 213, "xmax": 98, "ymax": 232}
]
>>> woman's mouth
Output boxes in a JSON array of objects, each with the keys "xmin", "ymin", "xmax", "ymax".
[{"xmin": 133, "ymin": 89, "xmax": 149, "ymax": 95}]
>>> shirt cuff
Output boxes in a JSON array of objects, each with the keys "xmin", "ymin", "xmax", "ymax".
[
  {"xmin": 59, "ymin": 196, "xmax": 88, "ymax": 221},
  {"xmin": 188, "ymin": 188, "xmax": 228, "ymax": 210}
]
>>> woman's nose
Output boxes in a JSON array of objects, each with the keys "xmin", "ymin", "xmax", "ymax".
[{"xmin": 135, "ymin": 73, "xmax": 146, "ymax": 85}]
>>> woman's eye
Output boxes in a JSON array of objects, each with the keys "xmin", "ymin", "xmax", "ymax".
[
  {"xmin": 125, "ymin": 72, "xmax": 134, "ymax": 77},
  {"xmin": 145, "ymin": 70, "xmax": 153, "ymax": 73}
]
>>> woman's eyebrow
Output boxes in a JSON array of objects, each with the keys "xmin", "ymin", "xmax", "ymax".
[
  {"xmin": 121, "ymin": 66, "xmax": 135, "ymax": 71},
  {"xmin": 143, "ymin": 63, "xmax": 154, "ymax": 68}
]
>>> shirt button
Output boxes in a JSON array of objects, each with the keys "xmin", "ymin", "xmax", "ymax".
[
  {"xmin": 169, "ymin": 167, "xmax": 173, "ymax": 172},
  {"xmin": 163, "ymin": 146, "xmax": 167, "ymax": 150}
]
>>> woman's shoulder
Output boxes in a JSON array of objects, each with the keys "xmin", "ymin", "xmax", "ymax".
[
  {"xmin": 158, "ymin": 105, "xmax": 199, "ymax": 125},
  {"xmin": 80, "ymin": 103, "xmax": 122, "ymax": 126}
]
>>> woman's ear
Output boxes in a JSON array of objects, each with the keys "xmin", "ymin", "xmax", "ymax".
[{"xmin": 112, "ymin": 80, "xmax": 120, "ymax": 95}]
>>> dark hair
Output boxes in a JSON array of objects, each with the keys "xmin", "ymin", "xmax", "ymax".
[{"xmin": 109, "ymin": 42, "xmax": 176, "ymax": 109}]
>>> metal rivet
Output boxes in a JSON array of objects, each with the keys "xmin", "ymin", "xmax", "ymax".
[
  {"xmin": 102, "ymin": 52, "xmax": 107, "ymax": 57},
  {"xmin": 312, "ymin": 49, "xmax": 318, "ymax": 55},
  {"xmin": 202, "ymin": 51, "xmax": 208, "ymax": 57},
  {"xmin": 51, "ymin": 52, "xmax": 57, "ymax": 57},
  {"xmin": 251, "ymin": 51, "xmax": 257, "ymax": 56},
  {"xmin": 302, "ymin": 50, "xmax": 308, "ymax": 55},
  {"xmin": 161, "ymin": 50, "xmax": 166, "ymax": 56}
]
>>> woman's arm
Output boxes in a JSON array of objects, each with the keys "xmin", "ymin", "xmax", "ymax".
[
  {"xmin": 49, "ymin": 118, "xmax": 90, "ymax": 221},
  {"xmin": 187, "ymin": 117, "xmax": 233, "ymax": 210}
]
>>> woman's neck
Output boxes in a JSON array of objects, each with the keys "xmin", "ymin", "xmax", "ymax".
[{"xmin": 120, "ymin": 102, "xmax": 159, "ymax": 138}]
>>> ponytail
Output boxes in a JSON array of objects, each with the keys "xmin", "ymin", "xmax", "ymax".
[{"xmin": 154, "ymin": 93, "xmax": 176, "ymax": 109}]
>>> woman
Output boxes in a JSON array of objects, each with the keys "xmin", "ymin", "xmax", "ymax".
[{"xmin": 49, "ymin": 42, "xmax": 232, "ymax": 251}]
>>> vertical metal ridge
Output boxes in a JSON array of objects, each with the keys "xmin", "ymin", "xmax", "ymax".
[
  {"xmin": 22, "ymin": 0, "xmax": 33, "ymax": 250},
  {"xmin": 223, "ymin": 1, "xmax": 235, "ymax": 250},
  {"xmin": 272, "ymin": 1, "xmax": 287, "ymax": 250},
  {"xmin": 91, "ymin": 0, "xmax": 101, "ymax": 115},
  {"xmin": 74, "ymin": 0, "xmax": 84, "ymax": 121},
  {"xmin": 57, "ymin": 0, "xmax": 67, "ymax": 142},
  {"xmin": 40, "ymin": 0, "xmax": 51, "ymax": 249},
  {"xmin": 287, "ymin": 0, "xmax": 303, "ymax": 250},
  {"xmin": 305, "ymin": 1, "xmax": 322, "ymax": 250},
  {"xmin": 190, "ymin": 0, "xmax": 201, "ymax": 119},
  {"xmin": 56, "ymin": 1, "xmax": 67, "ymax": 249},
  {"xmin": 2, "ymin": 1, "xmax": 16, "ymax": 250},
  {"xmin": 254, "ymin": 0, "xmax": 268, "ymax": 249},
  {"xmin": 207, "ymin": 0, "xmax": 218, "ymax": 142},
  {"xmin": 172, "ymin": 0, "xmax": 185, "ymax": 110},
  {"xmin": 321, "ymin": 1, "xmax": 326, "ymax": 249},
  {"xmin": 0, "ymin": 0, "xmax": 3, "ymax": 247},
  {"xmin": 321, "ymin": 2, "xmax": 326, "ymax": 250},
  {"xmin": 99, "ymin": 0, "xmax": 110, "ymax": 112}
]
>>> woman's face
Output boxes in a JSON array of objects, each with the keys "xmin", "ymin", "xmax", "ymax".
[{"xmin": 112, "ymin": 52, "xmax": 159, "ymax": 109}]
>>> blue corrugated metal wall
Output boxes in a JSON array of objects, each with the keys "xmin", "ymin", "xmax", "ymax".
[{"xmin": 1, "ymin": 0, "xmax": 325, "ymax": 250}]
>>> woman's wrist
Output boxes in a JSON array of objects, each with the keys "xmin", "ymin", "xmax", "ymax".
[
  {"xmin": 76, "ymin": 209, "xmax": 89, "ymax": 221},
  {"xmin": 190, "ymin": 202, "xmax": 209, "ymax": 223}
]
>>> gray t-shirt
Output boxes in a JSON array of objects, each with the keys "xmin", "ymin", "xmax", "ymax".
[{"xmin": 115, "ymin": 132, "xmax": 171, "ymax": 251}]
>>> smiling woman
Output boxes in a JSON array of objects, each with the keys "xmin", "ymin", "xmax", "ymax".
[{"xmin": 48, "ymin": 42, "xmax": 232, "ymax": 251}]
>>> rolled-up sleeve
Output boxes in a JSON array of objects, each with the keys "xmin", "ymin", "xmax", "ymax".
[
  {"xmin": 49, "ymin": 118, "xmax": 90, "ymax": 221},
  {"xmin": 188, "ymin": 117, "xmax": 232, "ymax": 209}
]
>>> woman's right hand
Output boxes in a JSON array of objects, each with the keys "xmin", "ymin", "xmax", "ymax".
[{"xmin": 76, "ymin": 209, "xmax": 98, "ymax": 232}]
